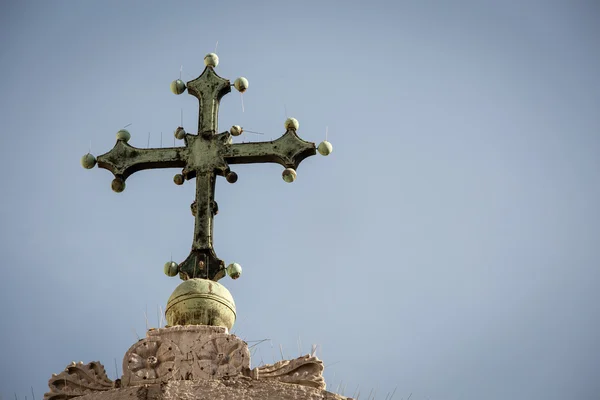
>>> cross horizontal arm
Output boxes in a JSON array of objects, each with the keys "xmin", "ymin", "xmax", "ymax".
[
  {"xmin": 223, "ymin": 130, "xmax": 316, "ymax": 169},
  {"xmin": 97, "ymin": 141, "xmax": 187, "ymax": 180}
]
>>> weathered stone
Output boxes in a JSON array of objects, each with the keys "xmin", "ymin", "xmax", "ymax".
[
  {"xmin": 46, "ymin": 326, "xmax": 338, "ymax": 399},
  {"xmin": 253, "ymin": 355, "xmax": 325, "ymax": 390},
  {"xmin": 75, "ymin": 379, "xmax": 349, "ymax": 400},
  {"xmin": 122, "ymin": 326, "xmax": 250, "ymax": 386},
  {"xmin": 45, "ymin": 361, "xmax": 116, "ymax": 400}
]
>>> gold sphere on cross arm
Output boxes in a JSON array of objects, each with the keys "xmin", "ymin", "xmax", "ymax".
[
  {"xmin": 234, "ymin": 77, "xmax": 248, "ymax": 93},
  {"xmin": 230, "ymin": 125, "xmax": 243, "ymax": 136},
  {"xmin": 173, "ymin": 174, "xmax": 184, "ymax": 185},
  {"xmin": 226, "ymin": 171, "xmax": 238, "ymax": 183},
  {"xmin": 204, "ymin": 53, "xmax": 219, "ymax": 68},
  {"xmin": 80, "ymin": 153, "xmax": 96, "ymax": 169},
  {"xmin": 285, "ymin": 117, "xmax": 299, "ymax": 131},
  {"xmin": 317, "ymin": 140, "xmax": 333, "ymax": 156},
  {"xmin": 174, "ymin": 126, "xmax": 186, "ymax": 140},
  {"xmin": 170, "ymin": 79, "xmax": 186, "ymax": 95},
  {"xmin": 165, "ymin": 278, "xmax": 236, "ymax": 329},
  {"xmin": 227, "ymin": 263, "xmax": 242, "ymax": 280},
  {"xmin": 282, "ymin": 168, "xmax": 297, "ymax": 183},
  {"xmin": 164, "ymin": 261, "xmax": 179, "ymax": 277},
  {"xmin": 111, "ymin": 178, "xmax": 126, "ymax": 193},
  {"xmin": 116, "ymin": 129, "xmax": 131, "ymax": 142}
]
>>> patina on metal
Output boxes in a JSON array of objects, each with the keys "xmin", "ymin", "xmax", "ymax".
[
  {"xmin": 94, "ymin": 60, "xmax": 316, "ymax": 281},
  {"xmin": 165, "ymin": 279, "xmax": 236, "ymax": 329}
]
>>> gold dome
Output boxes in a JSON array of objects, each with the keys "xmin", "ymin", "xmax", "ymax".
[{"xmin": 165, "ymin": 279, "xmax": 236, "ymax": 330}]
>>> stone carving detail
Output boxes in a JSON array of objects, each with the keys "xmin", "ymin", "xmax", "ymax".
[
  {"xmin": 122, "ymin": 337, "xmax": 182, "ymax": 386},
  {"xmin": 253, "ymin": 355, "xmax": 326, "ymax": 390},
  {"xmin": 44, "ymin": 361, "xmax": 116, "ymax": 400},
  {"xmin": 47, "ymin": 327, "xmax": 327, "ymax": 396},
  {"xmin": 122, "ymin": 326, "xmax": 250, "ymax": 384},
  {"xmin": 189, "ymin": 334, "xmax": 251, "ymax": 379}
]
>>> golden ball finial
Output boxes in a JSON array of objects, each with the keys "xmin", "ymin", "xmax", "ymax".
[{"xmin": 165, "ymin": 279, "xmax": 236, "ymax": 330}]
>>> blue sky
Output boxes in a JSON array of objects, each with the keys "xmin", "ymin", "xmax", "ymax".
[{"xmin": 1, "ymin": 1, "xmax": 599, "ymax": 399}]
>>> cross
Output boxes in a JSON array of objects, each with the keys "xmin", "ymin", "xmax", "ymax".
[{"xmin": 86, "ymin": 57, "xmax": 318, "ymax": 282}]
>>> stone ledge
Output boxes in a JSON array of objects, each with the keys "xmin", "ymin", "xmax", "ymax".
[{"xmin": 77, "ymin": 378, "xmax": 350, "ymax": 400}]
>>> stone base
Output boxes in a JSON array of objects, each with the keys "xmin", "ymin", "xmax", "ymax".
[
  {"xmin": 76, "ymin": 378, "xmax": 348, "ymax": 400},
  {"xmin": 45, "ymin": 326, "xmax": 345, "ymax": 400}
]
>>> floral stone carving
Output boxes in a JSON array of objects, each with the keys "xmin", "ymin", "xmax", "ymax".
[
  {"xmin": 44, "ymin": 361, "xmax": 116, "ymax": 400},
  {"xmin": 123, "ymin": 327, "xmax": 250, "ymax": 383},
  {"xmin": 47, "ymin": 326, "xmax": 327, "ymax": 397},
  {"xmin": 122, "ymin": 336, "xmax": 182, "ymax": 386},
  {"xmin": 189, "ymin": 334, "xmax": 251, "ymax": 379},
  {"xmin": 253, "ymin": 355, "xmax": 326, "ymax": 390}
]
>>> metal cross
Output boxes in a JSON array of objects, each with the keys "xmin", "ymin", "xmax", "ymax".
[{"xmin": 87, "ymin": 60, "xmax": 317, "ymax": 282}]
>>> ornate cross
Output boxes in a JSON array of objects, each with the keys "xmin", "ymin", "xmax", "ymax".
[{"xmin": 82, "ymin": 55, "xmax": 325, "ymax": 282}]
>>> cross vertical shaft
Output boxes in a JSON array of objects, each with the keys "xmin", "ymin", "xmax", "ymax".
[{"xmin": 193, "ymin": 171, "xmax": 216, "ymax": 251}]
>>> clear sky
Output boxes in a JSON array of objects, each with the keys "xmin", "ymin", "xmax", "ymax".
[{"xmin": 1, "ymin": 1, "xmax": 599, "ymax": 399}]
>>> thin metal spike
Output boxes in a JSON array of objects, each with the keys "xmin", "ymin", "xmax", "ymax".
[
  {"xmin": 367, "ymin": 388, "xmax": 374, "ymax": 400},
  {"xmin": 389, "ymin": 386, "xmax": 398, "ymax": 400},
  {"xmin": 131, "ymin": 327, "xmax": 140, "ymax": 340},
  {"xmin": 352, "ymin": 384, "xmax": 360, "ymax": 399}
]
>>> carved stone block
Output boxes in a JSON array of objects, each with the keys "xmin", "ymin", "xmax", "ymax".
[
  {"xmin": 46, "ymin": 326, "xmax": 333, "ymax": 399},
  {"xmin": 253, "ymin": 354, "xmax": 326, "ymax": 390},
  {"xmin": 45, "ymin": 361, "xmax": 116, "ymax": 400},
  {"xmin": 122, "ymin": 325, "xmax": 250, "ymax": 385}
]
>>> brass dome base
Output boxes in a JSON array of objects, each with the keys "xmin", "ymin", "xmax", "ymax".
[{"xmin": 165, "ymin": 278, "xmax": 236, "ymax": 330}]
